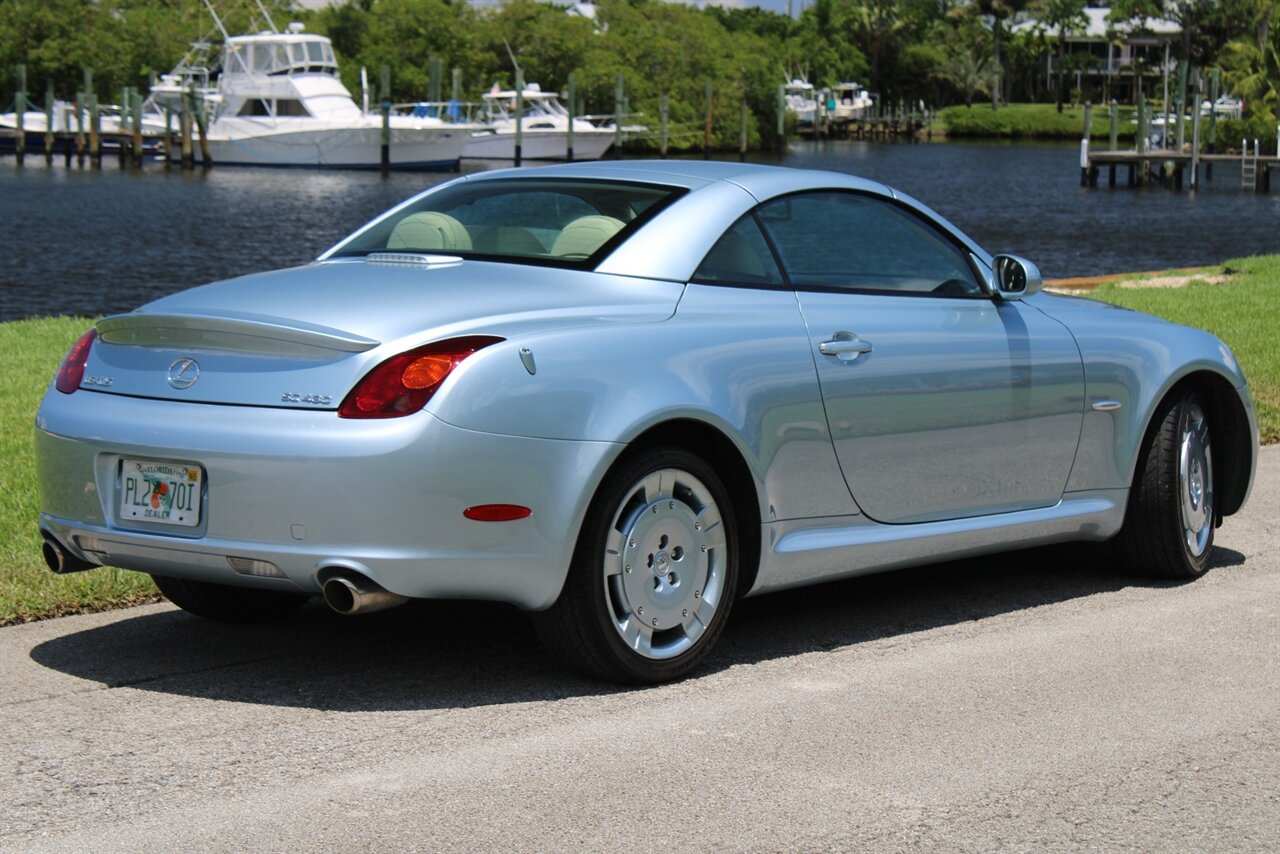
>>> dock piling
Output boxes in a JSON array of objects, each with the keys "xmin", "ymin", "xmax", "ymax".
[
  {"xmin": 1175, "ymin": 61, "xmax": 1188, "ymax": 152},
  {"xmin": 180, "ymin": 86, "xmax": 193, "ymax": 168},
  {"xmin": 130, "ymin": 87, "xmax": 143, "ymax": 166},
  {"xmin": 163, "ymin": 106, "xmax": 172, "ymax": 166},
  {"xmin": 44, "ymin": 83, "xmax": 55, "ymax": 164},
  {"xmin": 88, "ymin": 92, "xmax": 100, "ymax": 168},
  {"xmin": 116, "ymin": 87, "xmax": 128, "ymax": 168},
  {"xmin": 194, "ymin": 89, "xmax": 211, "ymax": 167},
  {"xmin": 74, "ymin": 90, "xmax": 85, "ymax": 164},
  {"xmin": 428, "ymin": 56, "xmax": 442, "ymax": 105},
  {"xmin": 776, "ymin": 84, "xmax": 785, "ymax": 153},
  {"xmin": 703, "ymin": 80, "xmax": 713, "ymax": 159},
  {"xmin": 566, "ymin": 73, "xmax": 576, "ymax": 162},
  {"xmin": 14, "ymin": 65, "xmax": 26, "ymax": 165},
  {"xmin": 659, "ymin": 93, "xmax": 669, "ymax": 159},
  {"xmin": 379, "ymin": 65, "xmax": 390, "ymax": 174},
  {"xmin": 614, "ymin": 74, "xmax": 624, "ymax": 160},
  {"xmin": 1190, "ymin": 73, "xmax": 1203, "ymax": 190},
  {"xmin": 514, "ymin": 68, "xmax": 524, "ymax": 167},
  {"xmin": 1108, "ymin": 98, "xmax": 1117, "ymax": 185},
  {"xmin": 1080, "ymin": 102, "xmax": 1092, "ymax": 187}
]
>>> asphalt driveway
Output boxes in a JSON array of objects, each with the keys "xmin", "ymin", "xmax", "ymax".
[{"xmin": 2, "ymin": 448, "xmax": 1277, "ymax": 852}]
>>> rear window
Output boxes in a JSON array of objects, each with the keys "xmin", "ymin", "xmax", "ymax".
[{"xmin": 329, "ymin": 178, "xmax": 686, "ymax": 268}]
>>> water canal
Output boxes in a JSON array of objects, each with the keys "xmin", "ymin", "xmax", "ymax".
[{"xmin": 3, "ymin": 140, "xmax": 1279, "ymax": 321}]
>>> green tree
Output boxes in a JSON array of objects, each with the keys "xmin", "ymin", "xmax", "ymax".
[{"xmin": 937, "ymin": 17, "xmax": 995, "ymax": 106}]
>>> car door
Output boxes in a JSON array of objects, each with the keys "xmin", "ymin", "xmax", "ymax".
[{"xmin": 754, "ymin": 191, "xmax": 1084, "ymax": 525}]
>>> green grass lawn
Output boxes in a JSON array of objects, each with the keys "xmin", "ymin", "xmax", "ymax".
[
  {"xmin": 1, "ymin": 260, "xmax": 1276, "ymax": 624},
  {"xmin": 938, "ymin": 102, "xmax": 1138, "ymax": 141},
  {"xmin": 0, "ymin": 318, "xmax": 158, "ymax": 625}
]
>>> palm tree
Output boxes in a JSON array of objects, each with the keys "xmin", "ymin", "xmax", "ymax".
[
  {"xmin": 1037, "ymin": 0, "xmax": 1088, "ymax": 112},
  {"xmin": 975, "ymin": 0, "xmax": 1032, "ymax": 109}
]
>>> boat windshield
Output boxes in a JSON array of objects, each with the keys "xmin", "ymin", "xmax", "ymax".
[
  {"xmin": 328, "ymin": 179, "xmax": 686, "ymax": 268},
  {"xmin": 225, "ymin": 38, "xmax": 337, "ymax": 77}
]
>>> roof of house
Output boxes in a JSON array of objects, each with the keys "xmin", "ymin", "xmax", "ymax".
[{"xmin": 1014, "ymin": 7, "xmax": 1181, "ymax": 40}]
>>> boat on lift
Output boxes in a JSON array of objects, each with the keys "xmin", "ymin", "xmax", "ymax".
[
  {"xmin": 784, "ymin": 79, "xmax": 818, "ymax": 132},
  {"xmin": 831, "ymin": 82, "xmax": 873, "ymax": 122}
]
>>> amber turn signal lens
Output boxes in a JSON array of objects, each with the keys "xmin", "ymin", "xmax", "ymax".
[
  {"xmin": 402, "ymin": 354, "xmax": 454, "ymax": 390},
  {"xmin": 338, "ymin": 336, "xmax": 504, "ymax": 419}
]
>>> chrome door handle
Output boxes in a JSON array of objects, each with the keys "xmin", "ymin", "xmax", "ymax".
[{"xmin": 819, "ymin": 333, "xmax": 873, "ymax": 362}]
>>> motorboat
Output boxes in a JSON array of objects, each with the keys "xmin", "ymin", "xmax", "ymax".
[
  {"xmin": 831, "ymin": 82, "xmax": 873, "ymax": 122},
  {"xmin": 464, "ymin": 83, "xmax": 616, "ymax": 161},
  {"xmin": 148, "ymin": 24, "xmax": 475, "ymax": 169},
  {"xmin": 784, "ymin": 79, "xmax": 817, "ymax": 131}
]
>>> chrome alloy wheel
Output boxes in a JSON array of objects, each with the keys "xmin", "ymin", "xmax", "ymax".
[
  {"xmin": 1178, "ymin": 402, "xmax": 1214, "ymax": 558},
  {"xmin": 602, "ymin": 468, "xmax": 727, "ymax": 660}
]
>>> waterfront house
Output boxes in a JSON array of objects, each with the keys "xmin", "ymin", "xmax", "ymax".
[{"xmin": 1016, "ymin": 7, "xmax": 1181, "ymax": 103}]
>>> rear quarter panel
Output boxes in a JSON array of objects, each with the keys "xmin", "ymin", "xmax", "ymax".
[{"xmin": 425, "ymin": 283, "xmax": 859, "ymax": 524}]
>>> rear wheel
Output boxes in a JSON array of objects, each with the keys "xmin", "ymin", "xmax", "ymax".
[
  {"xmin": 533, "ymin": 447, "xmax": 739, "ymax": 683},
  {"xmin": 1114, "ymin": 390, "xmax": 1215, "ymax": 579},
  {"xmin": 151, "ymin": 575, "xmax": 310, "ymax": 623}
]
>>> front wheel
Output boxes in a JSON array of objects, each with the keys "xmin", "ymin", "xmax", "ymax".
[
  {"xmin": 1114, "ymin": 390, "xmax": 1215, "ymax": 579},
  {"xmin": 533, "ymin": 447, "xmax": 739, "ymax": 683},
  {"xmin": 151, "ymin": 575, "xmax": 311, "ymax": 623}
]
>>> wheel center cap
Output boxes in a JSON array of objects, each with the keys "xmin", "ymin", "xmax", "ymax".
[{"xmin": 653, "ymin": 551, "xmax": 670, "ymax": 575}]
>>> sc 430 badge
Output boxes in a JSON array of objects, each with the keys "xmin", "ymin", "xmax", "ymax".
[{"xmin": 281, "ymin": 393, "xmax": 332, "ymax": 405}]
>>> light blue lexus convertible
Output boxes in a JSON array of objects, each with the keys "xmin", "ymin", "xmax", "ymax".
[{"xmin": 36, "ymin": 161, "xmax": 1257, "ymax": 682}]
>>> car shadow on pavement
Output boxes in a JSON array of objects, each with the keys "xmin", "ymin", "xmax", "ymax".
[{"xmin": 30, "ymin": 542, "xmax": 1245, "ymax": 712}]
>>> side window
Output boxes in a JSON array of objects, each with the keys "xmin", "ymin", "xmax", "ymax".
[
  {"xmin": 756, "ymin": 192, "xmax": 982, "ymax": 296},
  {"xmin": 691, "ymin": 214, "xmax": 785, "ymax": 287}
]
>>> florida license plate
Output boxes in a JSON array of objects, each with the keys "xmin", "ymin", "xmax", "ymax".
[{"xmin": 119, "ymin": 459, "xmax": 203, "ymax": 527}]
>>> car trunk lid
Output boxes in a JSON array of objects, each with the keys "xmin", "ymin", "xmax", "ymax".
[{"xmin": 78, "ymin": 258, "xmax": 682, "ymax": 409}]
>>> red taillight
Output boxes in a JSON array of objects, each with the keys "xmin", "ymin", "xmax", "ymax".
[
  {"xmin": 338, "ymin": 336, "xmax": 502, "ymax": 419},
  {"xmin": 55, "ymin": 329, "xmax": 98, "ymax": 394}
]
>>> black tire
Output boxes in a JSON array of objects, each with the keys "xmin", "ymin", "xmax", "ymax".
[
  {"xmin": 151, "ymin": 575, "xmax": 310, "ymax": 623},
  {"xmin": 532, "ymin": 447, "xmax": 740, "ymax": 683},
  {"xmin": 1114, "ymin": 389, "xmax": 1215, "ymax": 579}
]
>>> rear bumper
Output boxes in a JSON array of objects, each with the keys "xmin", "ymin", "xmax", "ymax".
[{"xmin": 36, "ymin": 389, "xmax": 618, "ymax": 609}]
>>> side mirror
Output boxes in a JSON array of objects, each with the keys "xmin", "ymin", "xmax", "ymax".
[{"xmin": 991, "ymin": 254, "xmax": 1044, "ymax": 300}]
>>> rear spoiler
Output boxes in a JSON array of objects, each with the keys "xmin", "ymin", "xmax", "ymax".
[{"xmin": 96, "ymin": 311, "xmax": 380, "ymax": 355}]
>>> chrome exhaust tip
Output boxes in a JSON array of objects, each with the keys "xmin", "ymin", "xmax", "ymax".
[
  {"xmin": 41, "ymin": 534, "xmax": 95, "ymax": 575},
  {"xmin": 321, "ymin": 574, "xmax": 409, "ymax": 616}
]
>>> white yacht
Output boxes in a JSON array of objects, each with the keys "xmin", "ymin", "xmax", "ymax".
[
  {"xmin": 150, "ymin": 26, "xmax": 473, "ymax": 169},
  {"xmin": 464, "ymin": 83, "xmax": 616, "ymax": 161}
]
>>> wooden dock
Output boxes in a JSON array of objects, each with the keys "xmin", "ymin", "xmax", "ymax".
[
  {"xmin": 1, "ymin": 127, "xmax": 177, "ymax": 169},
  {"xmin": 1084, "ymin": 148, "xmax": 1280, "ymax": 192},
  {"xmin": 1076, "ymin": 77, "xmax": 1275, "ymax": 193}
]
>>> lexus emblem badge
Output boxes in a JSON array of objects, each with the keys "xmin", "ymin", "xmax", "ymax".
[{"xmin": 167, "ymin": 358, "xmax": 201, "ymax": 390}]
